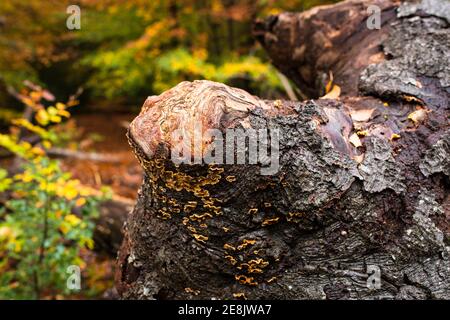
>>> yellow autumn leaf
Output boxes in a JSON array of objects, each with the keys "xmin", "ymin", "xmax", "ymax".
[
  {"xmin": 64, "ymin": 188, "xmax": 78, "ymax": 200},
  {"xmin": 79, "ymin": 186, "xmax": 96, "ymax": 197},
  {"xmin": 12, "ymin": 119, "xmax": 48, "ymax": 138},
  {"xmin": 75, "ymin": 197, "xmax": 86, "ymax": 207},
  {"xmin": 403, "ymin": 95, "xmax": 423, "ymax": 104},
  {"xmin": 49, "ymin": 115, "xmax": 62, "ymax": 123},
  {"xmin": 65, "ymin": 214, "xmax": 81, "ymax": 226},
  {"xmin": 47, "ymin": 183, "xmax": 57, "ymax": 192},
  {"xmin": 325, "ymin": 71, "xmax": 334, "ymax": 93},
  {"xmin": 30, "ymin": 91, "xmax": 42, "ymax": 101},
  {"xmin": 36, "ymin": 109, "xmax": 50, "ymax": 125},
  {"xmin": 84, "ymin": 238, "xmax": 94, "ymax": 250},
  {"xmin": 349, "ymin": 133, "xmax": 362, "ymax": 148},
  {"xmin": 21, "ymin": 172, "xmax": 33, "ymax": 183},
  {"xmin": 31, "ymin": 147, "xmax": 45, "ymax": 156},
  {"xmin": 14, "ymin": 242, "xmax": 22, "ymax": 253},
  {"xmin": 320, "ymin": 84, "xmax": 341, "ymax": 99},
  {"xmin": 60, "ymin": 224, "xmax": 69, "ymax": 235},
  {"xmin": 67, "ymin": 99, "xmax": 79, "ymax": 107},
  {"xmin": 356, "ymin": 130, "xmax": 368, "ymax": 137},
  {"xmin": 55, "ymin": 210, "xmax": 63, "ymax": 219},
  {"xmin": 0, "ymin": 226, "xmax": 12, "ymax": 239},
  {"xmin": 21, "ymin": 97, "xmax": 34, "ymax": 107},
  {"xmin": 57, "ymin": 109, "xmax": 70, "ymax": 118},
  {"xmin": 193, "ymin": 48, "xmax": 208, "ymax": 60},
  {"xmin": 35, "ymin": 201, "xmax": 45, "ymax": 208},
  {"xmin": 74, "ymin": 257, "xmax": 87, "ymax": 269},
  {"xmin": 391, "ymin": 133, "xmax": 401, "ymax": 140},
  {"xmin": 57, "ymin": 181, "xmax": 79, "ymax": 200},
  {"xmin": 42, "ymin": 140, "xmax": 52, "ymax": 149},
  {"xmin": 407, "ymin": 109, "xmax": 427, "ymax": 124},
  {"xmin": 55, "ymin": 102, "xmax": 66, "ymax": 110}
]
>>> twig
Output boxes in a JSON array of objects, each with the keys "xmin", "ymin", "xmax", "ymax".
[
  {"xmin": 47, "ymin": 148, "xmax": 124, "ymax": 163},
  {"xmin": 277, "ymin": 71, "xmax": 301, "ymax": 101},
  {"xmin": 0, "ymin": 148, "xmax": 124, "ymax": 163}
]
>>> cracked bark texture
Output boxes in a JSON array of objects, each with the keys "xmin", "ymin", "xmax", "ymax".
[{"xmin": 116, "ymin": 0, "xmax": 449, "ymax": 300}]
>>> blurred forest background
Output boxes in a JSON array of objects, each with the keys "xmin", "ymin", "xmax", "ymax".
[
  {"xmin": 0, "ymin": 0, "xmax": 339, "ymax": 299},
  {"xmin": 0, "ymin": 0, "xmax": 340, "ymax": 112}
]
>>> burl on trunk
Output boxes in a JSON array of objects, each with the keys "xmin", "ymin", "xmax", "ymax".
[{"xmin": 116, "ymin": 0, "xmax": 449, "ymax": 299}]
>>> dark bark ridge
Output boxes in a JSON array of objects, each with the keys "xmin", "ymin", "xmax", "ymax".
[
  {"xmin": 253, "ymin": 0, "xmax": 400, "ymax": 98},
  {"xmin": 116, "ymin": 0, "xmax": 449, "ymax": 299},
  {"xmin": 359, "ymin": 0, "xmax": 450, "ymax": 109}
]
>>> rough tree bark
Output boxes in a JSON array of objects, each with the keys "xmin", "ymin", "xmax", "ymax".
[{"xmin": 116, "ymin": 0, "xmax": 449, "ymax": 299}]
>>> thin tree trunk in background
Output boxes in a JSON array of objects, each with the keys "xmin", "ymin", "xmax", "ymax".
[
  {"xmin": 205, "ymin": 0, "xmax": 222, "ymax": 59},
  {"xmin": 224, "ymin": 0, "xmax": 236, "ymax": 53},
  {"xmin": 227, "ymin": 18, "xmax": 235, "ymax": 52}
]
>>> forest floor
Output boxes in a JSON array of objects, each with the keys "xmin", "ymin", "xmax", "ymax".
[{"xmin": 64, "ymin": 112, "xmax": 142, "ymax": 200}]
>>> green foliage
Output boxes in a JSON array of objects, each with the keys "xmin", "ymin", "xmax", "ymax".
[
  {"xmin": 0, "ymin": 86, "xmax": 110, "ymax": 299},
  {"xmin": 0, "ymin": 0, "xmax": 340, "ymax": 104},
  {"xmin": 84, "ymin": 46, "xmax": 282, "ymax": 98},
  {"xmin": 0, "ymin": 0, "xmax": 71, "ymax": 88},
  {"xmin": 154, "ymin": 48, "xmax": 281, "ymax": 92},
  {"xmin": 86, "ymin": 0, "xmax": 337, "ymax": 98},
  {"xmin": 77, "ymin": 1, "xmax": 287, "ymax": 99}
]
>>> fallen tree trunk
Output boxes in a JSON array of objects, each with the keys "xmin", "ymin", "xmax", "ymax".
[
  {"xmin": 116, "ymin": 0, "xmax": 449, "ymax": 299},
  {"xmin": 253, "ymin": 0, "xmax": 449, "ymax": 102}
]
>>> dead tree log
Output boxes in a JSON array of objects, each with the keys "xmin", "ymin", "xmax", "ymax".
[
  {"xmin": 116, "ymin": 84, "xmax": 449, "ymax": 299},
  {"xmin": 116, "ymin": 0, "xmax": 449, "ymax": 300},
  {"xmin": 253, "ymin": 0, "xmax": 449, "ymax": 102}
]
